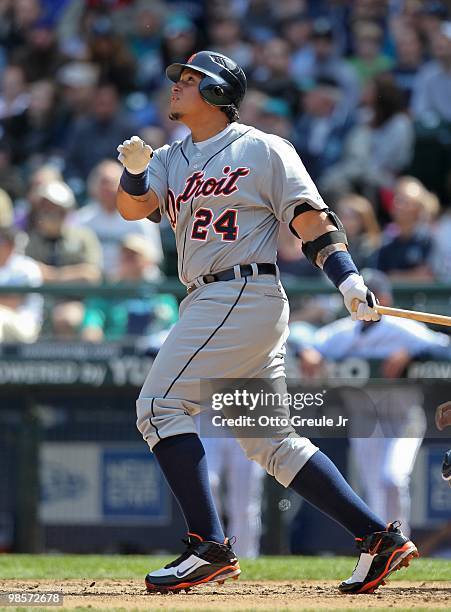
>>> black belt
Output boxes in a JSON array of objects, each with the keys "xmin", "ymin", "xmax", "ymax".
[{"xmin": 187, "ymin": 263, "xmax": 277, "ymax": 294}]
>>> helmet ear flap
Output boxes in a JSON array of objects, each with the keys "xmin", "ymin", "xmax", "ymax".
[{"xmin": 199, "ymin": 76, "xmax": 233, "ymax": 106}]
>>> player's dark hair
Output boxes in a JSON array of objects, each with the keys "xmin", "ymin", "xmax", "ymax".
[{"xmin": 221, "ymin": 104, "xmax": 240, "ymax": 123}]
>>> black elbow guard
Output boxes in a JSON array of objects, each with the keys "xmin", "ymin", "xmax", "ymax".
[{"xmin": 301, "ymin": 210, "xmax": 348, "ymax": 267}]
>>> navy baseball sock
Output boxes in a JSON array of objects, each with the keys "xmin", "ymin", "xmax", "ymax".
[
  {"xmin": 153, "ymin": 433, "xmax": 225, "ymax": 543},
  {"xmin": 289, "ymin": 450, "xmax": 386, "ymax": 537}
]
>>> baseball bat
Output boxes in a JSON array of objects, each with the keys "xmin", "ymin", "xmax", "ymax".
[{"xmin": 351, "ymin": 299, "xmax": 451, "ymax": 327}]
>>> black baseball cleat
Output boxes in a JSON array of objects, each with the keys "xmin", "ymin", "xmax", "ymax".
[
  {"xmin": 145, "ymin": 533, "xmax": 241, "ymax": 593},
  {"xmin": 442, "ymin": 449, "xmax": 451, "ymax": 485},
  {"xmin": 339, "ymin": 521, "xmax": 419, "ymax": 594}
]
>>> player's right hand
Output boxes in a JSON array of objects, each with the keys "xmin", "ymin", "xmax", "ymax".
[
  {"xmin": 339, "ymin": 273, "xmax": 381, "ymax": 322},
  {"xmin": 117, "ymin": 136, "xmax": 153, "ymax": 174}
]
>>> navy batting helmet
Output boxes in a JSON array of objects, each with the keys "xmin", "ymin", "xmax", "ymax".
[{"xmin": 166, "ymin": 51, "xmax": 247, "ymax": 108}]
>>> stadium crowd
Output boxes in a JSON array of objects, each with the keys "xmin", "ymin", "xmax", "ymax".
[{"xmin": 1, "ymin": 0, "xmax": 451, "ymax": 342}]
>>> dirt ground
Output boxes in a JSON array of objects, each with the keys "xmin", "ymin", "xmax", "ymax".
[{"xmin": 1, "ymin": 579, "xmax": 450, "ymax": 610}]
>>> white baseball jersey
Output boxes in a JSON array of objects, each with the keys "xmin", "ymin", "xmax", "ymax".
[
  {"xmin": 136, "ymin": 122, "xmax": 322, "ymax": 482},
  {"xmin": 146, "ymin": 123, "xmax": 327, "ymax": 285}
]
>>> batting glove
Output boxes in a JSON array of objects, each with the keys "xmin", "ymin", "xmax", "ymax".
[
  {"xmin": 339, "ymin": 273, "xmax": 381, "ymax": 322},
  {"xmin": 117, "ymin": 135, "xmax": 153, "ymax": 174}
]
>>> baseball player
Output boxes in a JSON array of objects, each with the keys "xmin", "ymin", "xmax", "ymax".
[
  {"xmin": 115, "ymin": 51, "xmax": 418, "ymax": 595},
  {"xmin": 202, "ymin": 435, "xmax": 265, "ymax": 558},
  {"xmin": 296, "ymin": 269, "xmax": 450, "ymax": 533}
]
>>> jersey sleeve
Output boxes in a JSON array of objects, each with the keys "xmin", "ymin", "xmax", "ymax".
[
  {"xmin": 262, "ymin": 135, "xmax": 327, "ymax": 224},
  {"xmin": 147, "ymin": 145, "xmax": 170, "ymax": 218}
]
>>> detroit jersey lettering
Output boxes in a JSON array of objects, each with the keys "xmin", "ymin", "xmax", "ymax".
[{"xmin": 147, "ymin": 123, "xmax": 327, "ymax": 285}]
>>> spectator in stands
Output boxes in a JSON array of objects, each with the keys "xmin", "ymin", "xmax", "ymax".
[
  {"xmin": 279, "ymin": 12, "xmax": 314, "ymax": 83},
  {"xmin": 127, "ymin": 1, "xmax": 165, "ymax": 92},
  {"xmin": 64, "ymin": 82, "xmax": 137, "ymax": 183},
  {"xmin": 0, "ymin": 0, "xmax": 42, "ymax": 55},
  {"xmin": 277, "ymin": 222, "xmax": 321, "ymax": 280},
  {"xmin": 417, "ymin": 0, "xmax": 449, "ymax": 55},
  {"xmin": 0, "ymin": 138, "xmax": 24, "ymax": 201},
  {"xmin": 0, "ymin": 64, "xmax": 30, "ymax": 163},
  {"xmin": 85, "ymin": 15, "xmax": 137, "ymax": 94},
  {"xmin": 138, "ymin": 126, "xmax": 167, "ymax": 151},
  {"xmin": 350, "ymin": 0, "xmax": 389, "ymax": 23},
  {"xmin": 0, "ymin": 189, "xmax": 13, "ymax": 228},
  {"xmin": 160, "ymin": 13, "xmax": 199, "ymax": 67},
  {"xmin": 411, "ymin": 20, "xmax": 451, "ymax": 123},
  {"xmin": 248, "ymin": 37, "xmax": 300, "ymax": 115},
  {"xmin": 235, "ymin": 88, "xmax": 267, "ymax": 131},
  {"xmin": 0, "ymin": 225, "xmax": 43, "ymax": 343},
  {"xmin": 321, "ymin": 74, "xmax": 413, "ymax": 202},
  {"xmin": 294, "ymin": 77, "xmax": 354, "ymax": 183},
  {"xmin": 56, "ymin": 62, "xmax": 99, "ymax": 123},
  {"xmin": 0, "ymin": 64, "xmax": 29, "ymax": 121},
  {"xmin": 12, "ymin": 16, "xmax": 67, "ymax": 83},
  {"xmin": 429, "ymin": 184, "xmax": 451, "ymax": 282},
  {"xmin": 242, "ymin": 0, "xmax": 277, "ymax": 42},
  {"xmin": 25, "ymin": 180, "xmax": 102, "ymax": 284},
  {"xmin": 375, "ymin": 176, "xmax": 438, "ymax": 281},
  {"xmin": 392, "ymin": 27, "xmax": 425, "ymax": 104},
  {"xmin": 298, "ymin": 17, "xmax": 360, "ymax": 116},
  {"xmin": 409, "ymin": 21, "xmax": 451, "ymax": 201},
  {"xmin": 276, "ymin": 222, "xmax": 339, "ymax": 328},
  {"xmin": 20, "ymin": 79, "xmax": 65, "ymax": 164},
  {"xmin": 24, "ymin": 179, "xmax": 103, "ymax": 340},
  {"xmin": 347, "ymin": 20, "xmax": 393, "ymax": 84},
  {"xmin": 258, "ymin": 97, "xmax": 293, "ymax": 140},
  {"xmin": 14, "ymin": 164, "xmax": 63, "ymax": 232},
  {"xmin": 202, "ymin": 434, "xmax": 265, "ymax": 559},
  {"xmin": 70, "ymin": 159, "xmax": 162, "ymax": 277},
  {"xmin": 208, "ymin": 17, "xmax": 253, "ymax": 71},
  {"xmin": 335, "ymin": 194, "xmax": 381, "ymax": 269},
  {"xmin": 81, "ymin": 233, "xmax": 178, "ymax": 342}
]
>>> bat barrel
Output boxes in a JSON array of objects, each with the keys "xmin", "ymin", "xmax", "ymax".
[{"xmin": 375, "ymin": 305, "xmax": 451, "ymax": 327}]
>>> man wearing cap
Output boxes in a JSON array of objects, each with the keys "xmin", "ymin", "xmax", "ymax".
[
  {"xmin": 24, "ymin": 180, "xmax": 103, "ymax": 339},
  {"xmin": 25, "ymin": 180, "xmax": 102, "ymax": 283}
]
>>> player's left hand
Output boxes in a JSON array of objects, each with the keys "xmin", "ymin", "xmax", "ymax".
[
  {"xmin": 117, "ymin": 135, "xmax": 153, "ymax": 174},
  {"xmin": 339, "ymin": 274, "xmax": 381, "ymax": 322}
]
